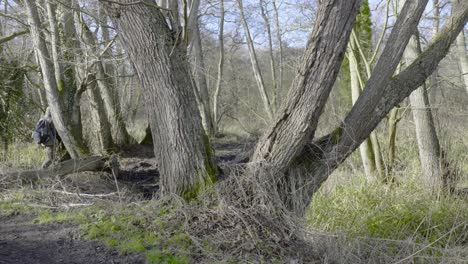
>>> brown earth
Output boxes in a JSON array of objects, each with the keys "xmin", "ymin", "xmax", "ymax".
[{"xmin": 0, "ymin": 214, "xmax": 144, "ymax": 264}]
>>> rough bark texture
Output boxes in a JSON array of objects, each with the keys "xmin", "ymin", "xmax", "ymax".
[
  {"xmin": 312, "ymin": 0, "xmax": 467, "ymax": 203},
  {"xmin": 452, "ymin": 0, "xmax": 468, "ymax": 94},
  {"xmin": 236, "ymin": 0, "xmax": 274, "ymax": 120},
  {"xmin": 405, "ymin": 34, "xmax": 443, "ymax": 194},
  {"xmin": 249, "ymin": 0, "xmax": 361, "ymax": 214},
  {"xmin": 24, "ymin": 0, "xmax": 87, "ymax": 159},
  {"xmin": 102, "ymin": 0, "xmax": 218, "ymax": 197}
]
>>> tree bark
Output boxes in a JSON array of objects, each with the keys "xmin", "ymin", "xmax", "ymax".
[
  {"xmin": 187, "ymin": 0, "xmax": 215, "ymax": 136},
  {"xmin": 24, "ymin": 0, "xmax": 88, "ymax": 159},
  {"xmin": 405, "ymin": 33, "xmax": 443, "ymax": 194},
  {"xmin": 236, "ymin": 0, "xmax": 274, "ymax": 121},
  {"xmin": 102, "ymin": 0, "xmax": 218, "ymax": 197},
  {"xmin": 271, "ymin": 0, "xmax": 283, "ymax": 109},
  {"xmin": 312, "ymin": 0, "xmax": 466, "ymax": 205},
  {"xmin": 259, "ymin": 0, "xmax": 278, "ymax": 113},
  {"xmin": 74, "ymin": 7, "xmax": 131, "ymax": 145},
  {"xmin": 248, "ymin": 0, "xmax": 362, "ymax": 214},
  {"xmin": 348, "ymin": 39, "xmax": 377, "ymax": 180},
  {"xmin": 452, "ymin": 0, "xmax": 468, "ymax": 94}
]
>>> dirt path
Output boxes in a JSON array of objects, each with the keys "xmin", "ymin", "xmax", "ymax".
[{"xmin": 0, "ymin": 214, "xmax": 144, "ymax": 264}]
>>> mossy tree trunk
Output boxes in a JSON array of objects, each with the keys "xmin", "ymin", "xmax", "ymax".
[{"xmin": 102, "ymin": 0, "xmax": 218, "ymax": 197}]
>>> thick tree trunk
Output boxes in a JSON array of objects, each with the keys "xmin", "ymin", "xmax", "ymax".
[
  {"xmin": 24, "ymin": 0, "xmax": 87, "ymax": 159},
  {"xmin": 102, "ymin": 0, "xmax": 218, "ymax": 197},
  {"xmin": 213, "ymin": 0, "xmax": 225, "ymax": 134},
  {"xmin": 236, "ymin": 0, "xmax": 274, "ymax": 121},
  {"xmin": 248, "ymin": 0, "xmax": 362, "ymax": 214}
]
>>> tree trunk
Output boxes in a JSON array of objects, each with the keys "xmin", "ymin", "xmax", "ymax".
[
  {"xmin": 189, "ymin": 21, "xmax": 215, "ymax": 136},
  {"xmin": 213, "ymin": 0, "xmax": 225, "ymax": 134},
  {"xmin": 24, "ymin": 0, "xmax": 88, "ymax": 159},
  {"xmin": 452, "ymin": 0, "xmax": 468, "ymax": 94},
  {"xmin": 236, "ymin": 0, "xmax": 274, "ymax": 121},
  {"xmin": 271, "ymin": 0, "xmax": 283, "ymax": 109},
  {"xmin": 348, "ymin": 40, "xmax": 376, "ymax": 180},
  {"xmin": 248, "ymin": 0, "xmax": 362, "ymax": 214},
  {"xmin": 430, "ymin": 0, "xmax": 440, "ymax": 98},
  {"xmin": 102, "ymin": 0, "xmax": 218, "ymax": 197},
  {"xmin": 259, "ymin": 0, "xmax": 278, "ymax": 113},
  {"xmin": 405, "ymin": 34, "xmax": 443, "ymax": 194},
  {"xmin": 74, "ymin": 7, "xmax": 130, "ymax": 145}
]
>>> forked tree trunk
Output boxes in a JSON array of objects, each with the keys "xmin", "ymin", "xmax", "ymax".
[
  {"xmin": 249, "ymin": 0, "xmax": 458, "ymax": 215},
  {"xmin": 24, "ymin": 0, "xmax": 88, "ymax": 159},
  {"xmin": 248, "ymin": 0, "xmax": 362, "ymax": 214},
  {"xmin": 102, "ymin": 0, "xmax": 218, "ymax": 197}
]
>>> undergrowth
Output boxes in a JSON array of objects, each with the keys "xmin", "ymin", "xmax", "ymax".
[{"xmin": 307, "ymin": 175, "xmax": 468, "ymax": 259}]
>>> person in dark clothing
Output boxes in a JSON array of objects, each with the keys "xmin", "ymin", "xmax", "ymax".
[{"xmin": 32, "ymin": 107, "xmax": 57, "ymax": 169}]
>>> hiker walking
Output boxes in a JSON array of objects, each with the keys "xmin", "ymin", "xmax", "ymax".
[{"xmin": 32, "ymin": 107, "xmax": 57, "ymax": 169}]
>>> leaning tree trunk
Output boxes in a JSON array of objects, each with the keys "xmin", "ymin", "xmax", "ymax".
[
  {"xmin": 102, "ymin": 0, "xmax": 218, "ymax": 197},
  {"xmin": 247, "ymin": 0, "xmax": 362, "ymax": 214},
  {"xmin": 24, "ymin": 0, "xmax": 88, "ymax": 159},
  {"xmin": 248, "ymin": 0, "xmax": 451, "ymax": 216}
]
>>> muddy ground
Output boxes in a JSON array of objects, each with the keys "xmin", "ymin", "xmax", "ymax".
[
  {"xmin": 0, "ymin": 142, "xmax": 251, "ymax": 264},
  {"xmin": 0, "ymin": 214, "xmax": 145, "ymax": 264}
]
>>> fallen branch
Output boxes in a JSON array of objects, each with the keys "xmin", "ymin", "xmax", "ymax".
[{"xmin": 1, "ymin": 156, "xmax": 108, "ymax": 182}]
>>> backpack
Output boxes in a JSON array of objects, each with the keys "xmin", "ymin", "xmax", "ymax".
[{"xmin": 32, "ymin": 119, "xmax": 55, "ymax": 145}]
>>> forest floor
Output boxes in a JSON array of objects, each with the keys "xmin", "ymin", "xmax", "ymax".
[
  {"xmin": 0, "ymin": 141, "xmax": 254, "ymax": 264},
  {"xmin": 0, "ymin": 213, "xmax": 145, "ymax": 264}
]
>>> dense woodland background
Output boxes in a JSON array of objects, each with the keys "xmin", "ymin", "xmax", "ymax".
[{"xmin": 0, "ymin": 0, "xmax": 467, "ymax": 263}]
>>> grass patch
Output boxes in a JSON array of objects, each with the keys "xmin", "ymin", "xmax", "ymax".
[
  {"xmin": 307, "ymin": 176, "xmax": 468, "ymax": 251},
  {"xmin": 32, "ymin": 200, "xmax": 193, "ymax": 263}
]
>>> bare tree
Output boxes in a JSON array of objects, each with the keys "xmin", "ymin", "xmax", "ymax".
[
  {"xmin": 25, "ymin": 0, "xmax": 88, "ymax": 159},
  {"xmin": 235, "ymin": 0, "xmax": 274, "ymax": 120},
  {"xmin": 213, "ymin": 0, "xmax": 225, "ymax": 134},
  {"xmin": 101, "ymin": 0, "xmax": 218, "ymax": 197}
]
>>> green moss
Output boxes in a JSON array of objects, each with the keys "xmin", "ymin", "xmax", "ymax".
[
  {"xmin": 331, "ymin": 126, "xmax": 343, "ymax": 145},
  {"xmin": 57, "ymin": 79, "xmax": 65, "ymax": 93},
  {"xmin": 182, "ymin": 134, "xmax": 219, "ymax": 201}
]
